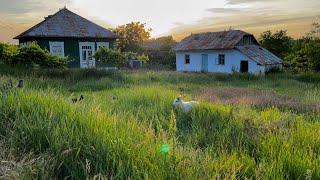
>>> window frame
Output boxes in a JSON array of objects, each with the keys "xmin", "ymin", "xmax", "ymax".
[
  {"xmin": 218, "ymin": 54, "xmax": 225, "ymax": 65},
  {"xmin": 185, "ymin": 54, "xmax": 190, "ymax": 64}
]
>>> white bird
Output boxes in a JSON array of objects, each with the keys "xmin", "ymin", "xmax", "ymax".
[{"xmin": 172, "ymin": 98, "xmax": 199, "ymax": 112}]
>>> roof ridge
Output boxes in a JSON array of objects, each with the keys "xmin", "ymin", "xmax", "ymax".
[
  {"xmin": 14, "ymin": 9, "xmax": 63, "ymax": 39},
  {"xmin": 14, "ymin": 8, "xmax": 116, "ymax": 39}
]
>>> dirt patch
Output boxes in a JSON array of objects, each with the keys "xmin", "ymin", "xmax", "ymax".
[{"xmin": 201, "ymin": 87, "xmax": 320, "ymax": 114}]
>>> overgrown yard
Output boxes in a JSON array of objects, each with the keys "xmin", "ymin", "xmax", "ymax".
[{"xmin": 0, "ymin": 66, "xmax": 320, "ymax": 179}]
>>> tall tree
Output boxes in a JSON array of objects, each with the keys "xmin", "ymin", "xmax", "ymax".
[
  {"xmin": 285, "ymin": 22, "xmax": 320, "ymax": 72},
  {"xmin": 114, "ymin": 22, "xmax": 151, "ymax": 52},
  {"xmin": 259, "ymin": 30, "xmax": 292, "ymax": 58}
]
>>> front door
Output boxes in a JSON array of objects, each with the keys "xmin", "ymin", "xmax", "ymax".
[
  {"xmin": 79, "ymin": 42, "xmax": 95, "ymax": 68},
  {"xmin": 240, "ymin": 61, "xmax": 249, "ymax": 73},
  {"xmin": 201, "ymin": 54, "xmax": 208, "ymax": 72}
]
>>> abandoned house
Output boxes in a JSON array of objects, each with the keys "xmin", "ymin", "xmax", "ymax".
[
  {"xmin": 175, "ymin": 30, "xmax": 282, "ymax": 74},
  {"xmin": 14, "ymin": 7, "xmax": 116, "ymax": 68}
]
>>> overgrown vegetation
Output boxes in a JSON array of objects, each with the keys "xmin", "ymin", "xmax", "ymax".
[
  {"xmin": 94, "ymin": 48, "xmax": 149, "ymax": 67},
  {"xmin": 260, "ymin": 22, "xmax": 320, "ymax": 72},
  {"xmin": 0, "ymin": 67, "xmax": 320, "ymax": 179},
  {"xmin": 0, "ymin": 42, "xmax": 69, "ymax": 68}
]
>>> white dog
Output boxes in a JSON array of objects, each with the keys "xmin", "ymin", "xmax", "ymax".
[{"xmin": 173, "ymin": 98, "xmax": 199, "ymax": 112}]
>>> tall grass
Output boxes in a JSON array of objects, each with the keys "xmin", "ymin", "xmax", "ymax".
[{"xmin": 0, "ymin": 67, "xmax": 320, "ymax": 179}]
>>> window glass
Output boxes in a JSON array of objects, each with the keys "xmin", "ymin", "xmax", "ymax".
[
  {"xmin": 185, "ymin": 55, "xmax": 190, "ymax": 64},
  {"xmin": 82, "ymin": 51, "xmax": 86, "ymax": 61},
  {"xmin": 88, "ymin": 51, "xmax": 93, "ymax": 60},
  {"xmin": 218, "ymin": 54, "xmax": 225, "ymax": 65}
]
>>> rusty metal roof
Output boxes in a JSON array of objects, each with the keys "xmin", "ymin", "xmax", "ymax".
[
  {"xmin": 236, "ymin": 45, "xmax": 282, "ymax": 65},
  {"xmin": 175, "ymin": 30, "xmax": 251, "ymax": 51},
  {"xmin": 14, "ymin": 8, "xmax": 116, "ymax": 39}
]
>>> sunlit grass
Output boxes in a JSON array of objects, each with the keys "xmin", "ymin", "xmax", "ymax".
[{"xmin": 0, "ymin": 67, "xmax": 320, "ymax": 179}]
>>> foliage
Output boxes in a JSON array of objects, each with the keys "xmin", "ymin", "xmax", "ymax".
[
  {"xmin": 95, "ymin": 48, "xmax": 149, "ymax": 67},
  {"xmin": 45, "ymin": 54, "xmax": 70, "ymax": 68},
  {"xmin": 94, "ymin": 48, "xmax": 127, "ymax": 67},
  {"xmin": 285, "ymin": 39, "xmax": 320, "ymax": 72},
  {"xmin": 0, "ymin": 42, "xmax": 19, "ymax": 64},
  {"xmin": 0, "ymin": 42, "xmax": 69, "ymax": 68},
  {"xmin": 1, "ymin": 68, "xmax": 320, "ymax": 178},
  {"xmin": 137, "ymin": 53, "xmax": 149, "ymax": 62},
  {"xmin": 144, "ymin": 36, "xmax": 176, "ymax": 69},
  {"xmin": 114, "ymin": 22, "xmax": 151, "ymax": 52},
  {"xmin": 259, "ymin": 30, "xmax": 292, "ymax": 58},
  {"xmin": 14, "ymin": 42, "xmax": 48, "ymax": 67},
  {"xmin": 284, "ymin": 22, "xmax": 320, "ymax": 72}
]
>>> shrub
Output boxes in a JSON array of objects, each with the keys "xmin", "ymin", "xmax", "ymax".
[
  {"xmin": 8, "ymin": 42, "xmax": 69, "ymax": 68},
  {"xmin": 137, "ymin": 53, "xmax": 149, "ymax": 62},
  {"xmin": 45, "ymin": 54, "xmax": 70, "ymax": 68},
  {"xmin": 13, "ymin": 42, "xmax": 48, "ymax": 67},
  {"xmin": 0, "ymin": 42, "xmax": 19, "ymax": 64},
  {"xmin": 94, "ymin": 48, "xmax": 127, "ymax": 67}
]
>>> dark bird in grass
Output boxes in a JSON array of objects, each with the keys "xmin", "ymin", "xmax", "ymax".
[
  {"xmin": 17, "ymin": 80, "xmax": 24, "ymax": 88},
  {"xmin": 72, "ymin": 95, "xmax": 84, "ymax": 103},
  {"xmin": 72, "ymin": 98, "xmax": 78, "ymax": 103},
  {"xmin": 79, "ymin": 95, "xmax": 84, "ymax": 102}
]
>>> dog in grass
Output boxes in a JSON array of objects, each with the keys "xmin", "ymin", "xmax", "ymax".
[{"xmin": 173, "ymin": 98, "xmax": 199, "ymax": 112}]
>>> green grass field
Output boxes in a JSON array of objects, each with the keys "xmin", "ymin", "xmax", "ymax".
[{"xmin": 0, "ymin": 66, "xmax": 320, "ymax": 179}]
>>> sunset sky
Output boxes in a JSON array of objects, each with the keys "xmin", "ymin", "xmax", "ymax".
[{"xmin": 0, "ymin": 0, "xmax": 319, "ymax": 43}]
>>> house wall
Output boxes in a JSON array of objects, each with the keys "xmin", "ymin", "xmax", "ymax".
[
  {"xmin": 176, "ymin": 49, "xmax": 265, "ymax": 74},
  {"xmin": 19, "ymin": 37, "xmax": 115, "ymax": 68}
]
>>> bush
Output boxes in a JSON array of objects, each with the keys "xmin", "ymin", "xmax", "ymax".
[
  {"xmin": 94, "ymin": 48, "xmax": 127, "ymax": 67},
  {"xmin": 0, "ymin": 43, "xmax": 19, "ymax": 64},
  {"xmin": 7, "ymin": 42, "xmax": 69, "ymax": 69},
  {"xmin": 45, "ymin": 54, "xmax": 70, "ymax": 68},
  {"xmin": 14, "ymin": 42, "xmax": 48, "ymax": 67}
]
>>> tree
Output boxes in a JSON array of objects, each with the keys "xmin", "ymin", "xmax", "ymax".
[
  {"xmin": 114, "ymin": 22, "xmax": 151, "ymax": 52},
  {"xmin": 259, "ymin": 30, "xmax": 292, "ymax": 58},
  {"xmin": 143, "ymin": 36, "xmax": 177, "ymax": 69},
  {"xmin": 285, "ymin": 22, "xmax": 320, "ymax": 72}
]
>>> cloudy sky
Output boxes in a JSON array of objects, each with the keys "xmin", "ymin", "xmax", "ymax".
[{"xmin": 0, "ymin": 0, "xmax": 319, "ymax": 43}]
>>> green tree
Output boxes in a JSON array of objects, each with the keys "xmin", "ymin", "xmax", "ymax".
[
  {"xmin": 285, "ymin": 22, "xmax": 320, "ymax": 72},
  {"xmin": 144, "ymin": 36, "xmax": 176, "ymax": 69},
  {"xmin": 114, "ymin": 22, "xmax": 151, "ymax": 52},
  {"xmin": 259, "ymin": 30, "xmax": 292, "ymax": 58}
]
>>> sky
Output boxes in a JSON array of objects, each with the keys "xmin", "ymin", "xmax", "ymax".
[{"xmin": 0, "ymin": 0, "xmax": 319, "ymax": 43}]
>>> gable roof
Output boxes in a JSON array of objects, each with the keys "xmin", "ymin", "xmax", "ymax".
[
  {"xmin": 236, "ymin": 45, "xmax": 282, "ymax": 65},
  {"xmin": 14, "ymin": 8, "xmax": 116, "ymax": 39},
  {"xmin": 175, "ymin": 30, "xmax": 255, "ymax": 51}
]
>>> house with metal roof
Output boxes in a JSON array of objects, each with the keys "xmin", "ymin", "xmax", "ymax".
[
  {"xmin": 175, "ymin": 30, "xmax": 282, "ymax": 74},
  {"xmin": 14, "ymin": 7, "xmax": 117, "ymax": 68}
]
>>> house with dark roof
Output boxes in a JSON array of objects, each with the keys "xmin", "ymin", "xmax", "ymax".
[
  {"xmin": 175, "ymin": 30, "xmax": 282, "ymax": 74},
  {"xmin": 14, "ymin": 8, "xmax": 117, "ymax": 68}
]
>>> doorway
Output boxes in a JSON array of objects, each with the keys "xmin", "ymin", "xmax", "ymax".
[
  {"xmin": 240, "ymin": 61, "xmax": 248, "ymax": 73},
  {"xmin": 201, "ymin": 54, "xmax": 208, "ymax": 72},
  {"xmin": 79, "ymin": 42, "xmax": 96, "ymax": 68}
]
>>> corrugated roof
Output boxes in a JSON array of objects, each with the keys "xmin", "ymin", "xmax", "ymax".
[
  {"xmin": 15, "ymin": 8, "xmax": 116, "ymax": 39},
  {"xmin": 236, "ymin": 45, "xmax": 282, "ymax": 65},
  {"xmin": 175, "ymin": 30, "xmax": 251, "ymax": 51}
]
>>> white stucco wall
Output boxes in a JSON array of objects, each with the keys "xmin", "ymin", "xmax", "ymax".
[{"xmin": 176, "ymin": 49, "xmax": 265, "ymax": 74}]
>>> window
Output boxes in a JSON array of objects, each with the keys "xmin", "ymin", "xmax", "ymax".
[
  {"xmin": 185, "ymin": 55, "xmax": 190, "ymax": 64},
  {"xmin": 97, "ymin": 42, "xmax": 109, "ymax": 50},
  {"xmin": 218, "ymin": 54, "xmax": 225, "ymax": 65},
  {"xmin": 49, "ymin": 42, "xmax": 65, "ymax": 57},
  {"xmin": 20, "ymin": 41, "xmax": 32, "ymax": 47}
]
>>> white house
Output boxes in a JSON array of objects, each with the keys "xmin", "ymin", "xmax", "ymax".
[{"xmin": 175, "ymin": 30, "xmax": 282, "ymax": 74}]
